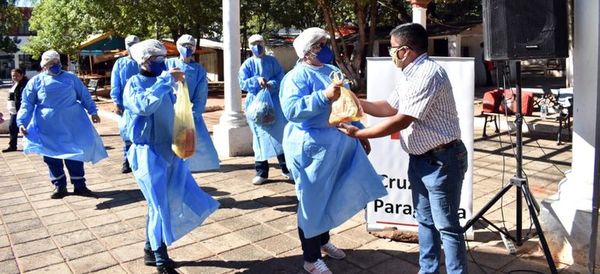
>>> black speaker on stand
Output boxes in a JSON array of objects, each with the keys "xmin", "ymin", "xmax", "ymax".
[{"xmin": 463, "ymin": 1, "xmax": 569, "ymax": 273}]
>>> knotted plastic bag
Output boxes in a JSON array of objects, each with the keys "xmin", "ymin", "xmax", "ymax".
[
  {"xmin": 328, "ymin": 71, "xmax": 363, "ymax": 125},
  {"xmin": 172, "ymin": 81, "xmax": 196, "ymax": 159},
  {"xmin": 246, "ymin": 88, "xmax": 276, "ymax": 125}
]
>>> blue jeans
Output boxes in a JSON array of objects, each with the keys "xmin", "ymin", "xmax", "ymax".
[
  {"xmin": 43, "ymin": 156, "xmax": 85, "ymax": 188},
  {"xmin": 8, "ymin": 114, "xmax": 18, "ymax": 148},
  {"xmin": 408, "ymin": 141, "xmax": 468, "ymax": 274},
  {"xmin": 255, "ymin": 153, "xmax": 288, "ymax": 178}
]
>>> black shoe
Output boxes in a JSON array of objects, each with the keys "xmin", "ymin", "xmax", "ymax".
[
  {"xmin": 50, "ymin": 186, "xmax": 68, "ymax": 199},
  {"xmin": 73, "ymin": 186, "xmax": 96, "ymax": 198},
  {"xmin": 2, "ymin": 147, "xmax": 17, "ymax": 153},
  {"xmin": 144, "ymin": 249, "xmax": 156, "ymax": 266},
  {"xmin": 156, "ymin": 263, "xmax": 178, "ymax": 274},
  {"xmin": 121, "ymin": 160, "xmax": 132, "ymax": 173}
]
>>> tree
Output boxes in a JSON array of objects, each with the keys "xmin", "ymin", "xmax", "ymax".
[{"xmin": 0, "ymin": 0, "xmax": 23, "ymax": 53}]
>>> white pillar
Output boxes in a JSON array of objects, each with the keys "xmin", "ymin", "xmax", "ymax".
[
  {"xmin": 213, "ymin": 0, "xmax": 253, "ymax": 158},
  {"xmin": 540, "ymin": 0, "xmax": 599, "ymax": 269},
  {"xmin": 412, "ymin": 5, "xmax": 427, "ymax": 28},
  {"xmin": 14, "ymin": 54, "xmax": 19, "ymax": 69},
  {"xmin": 447, "ymin": 35, "xmax": 462, "ymax": 57}
]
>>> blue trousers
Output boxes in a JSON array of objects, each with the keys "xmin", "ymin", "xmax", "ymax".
[
  {"xmin": 298, "ymin": 227, "xmax": 329, "ymax": 262},
  {"xmin": 123, "ymin": 140, "xmax": 132, "ymax": 161},
  {"xmin": 43, "ymin": 156, "xmax": 85, "ymax": 188},
  {"xmin": 144, "ymin": 214, "xmax": 170, "ymax": 265},
  {"xmin": 255, "ymin": 153, "xmax": 288, "ymax": 178},
  {"xmin": 408, "ymin": 141, "xmax": 468, "ymax": 274}
]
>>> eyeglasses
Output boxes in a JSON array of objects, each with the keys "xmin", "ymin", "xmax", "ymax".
[{"xmin": 388, "ymin": 46, "xmax": 410, "ymax": 57}]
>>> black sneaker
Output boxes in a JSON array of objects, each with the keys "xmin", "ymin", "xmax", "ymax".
[
  {"xmin": 156, "ymin": 263, "xmax": 179, "ymax": 274},
  {"xmin": 1, "ymin": 147, "xmax": 17, "ymax": 153},
  {"xmin": 73, "ymin": 186, "xmax": 96, "ymax": 198},
  {"xmin": 50, "ymin": 186, "xmax": 68, "ymax": 199},
  {"xmin": 121, "ymin": 160, "xmax": 132, "ymax": 173},
  {"xmin": 144, "ymin": 249, "xmax": 156, "ymax": 266}
]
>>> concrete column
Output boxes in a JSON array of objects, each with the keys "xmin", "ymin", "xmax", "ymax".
[
  {"xmin": 447, "ymin": 35, "xmax": 462, "ymax": 57},
  {"xmin": 408, "ymin": 0, "xmax": 430, "ymax": 28},
  {"xmin": 213, "ymin": 0, "xmax": 253, "ymax": 158},
  {"xmin": 540, "ymin": 0, "xmax": 599, "ymax": 270},
  {"xmin": 14, "ymin": 54, "xmax": 19, "ymax": 69}
]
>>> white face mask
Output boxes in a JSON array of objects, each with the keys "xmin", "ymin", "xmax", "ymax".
[{"xmin": 390, "ymin": 46, "xmax": 409, "ymax": 69}]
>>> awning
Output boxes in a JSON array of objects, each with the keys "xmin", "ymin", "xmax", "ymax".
[{"xmin": 80, "ymin": 33, "xmax": 125, "ymax": 57}]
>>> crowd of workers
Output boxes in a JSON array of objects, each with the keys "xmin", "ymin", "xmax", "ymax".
[{"xmin": 1, "ymin": 23, "xmax": 468, "ymax": 274}]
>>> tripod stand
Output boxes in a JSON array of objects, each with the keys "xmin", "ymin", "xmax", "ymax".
[{"xmin": 463, "ymin": 61, "xmax": 557, "ymax": 274}]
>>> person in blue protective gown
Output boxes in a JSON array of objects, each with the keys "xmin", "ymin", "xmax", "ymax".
[
  {"xmin": 17, "ymin": 50, "xmax": 108, "ymax": 199},
  {"xmin": 111, "ymin": 35, "xmax": 140, "ymax": 173},
  {"xmin": 239, "ymin": 34, "xmax": 289, "ymax": 185},
  {"xmin": 123, "ymin": 39, "xmax": 219, "ymax": 274},
  {"xmin": 280, "ymin": 28, "xmax": 388, "ymax": 274},
  {"xmin": 165, "ymin": 34, "xmax": 220, "ymax": 172}
]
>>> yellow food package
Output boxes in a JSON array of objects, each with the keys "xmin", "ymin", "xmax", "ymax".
[
  {"xmin": 328, "ymin": 86, "xmax": 363, "ymax": 125},
  {"xmin": 172, "ymin": 81, "xmax": 196, "ymax": 159}
]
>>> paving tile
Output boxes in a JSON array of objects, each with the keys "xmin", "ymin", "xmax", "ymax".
[
  {"xmin": 53, "ymin": 229, "xmax": 96, "ymax": 247},
  {"xmin": 0, "ymin": 202, "xmax": 34, "ymax": 215},
  {"xmin": 175, "ymin": 256, "xmax": 233, "ymax": 274},
  {"xmin": 0, "ymin": 246, "xmax": 14, "ymax": 262},
  {"xmin": 23, "ymin": 263, "xmax": 72, "ymax": 274},
  {"xmin": 12, "ymin": 237, "xmax": 56, "ymax": 257},
  {"xmin": 265, "ymin": 215, "xmax": 297, "ymax": 233},
  {"xmin": 17, "ymin": 249, "xmax": 64, "ymax": 272},
  {"xmin": 110, "ymin": 241, "xmax": 145, "ymax": 263},
  {"xmin": 188, "ymin": 222, "xmax": 230, "ymax": 241},
  {"xmin": 10, "ymin": 227, "xmax": 50, "ymax": 245},
  {"xmin": 236, "ymin": 224, "xmax": 280, "ymax": 242},
  {"xmin": 99, "ymin": 229, "xmax": 144, "ymax": 249},
  {"xmin": 46, "ymin": 220, "xmax": 87, "ymax": 235},
  {"xmin": 219, "ymin": 215, "xmax": 260, "ymax": 232},
  {"xmin": 0, "ymin": 191, "xmax": 25, "ymax": 201},
  {"xmin": 255, "ymin": 234, "xmax": 299, "ymax": 256},
  {"xmin": 0, "ymin": 235, "xmax": 10, "ymax": 248},
  {"xmin": 83, "ymin": 213, "xmax": 121, "ymax": 228},
  {"xmin": 30, "ymin": 199, "xmax": 65, "ymax": 210},
  {"xmin": 68, "ymin": 252, "xmax": 118, "ymax": 273},
  {"xmin": 219, "ymin": 244, "xmax": 272, "ymax": 263},
  {"xmin": 169, "ymin": 242, "xmax": 214, "ymax": 262},
  {"xmin": 121, "ymin": 258, "xmax": 157, "ymax": 274},
  {"xmin": 90, "ymin": 265, "xmax": 128, "ymax": 274},
  {"xmin": 0, "ymin": 259, "xmax": 19, "ymax": 274},
  {"xmin": 62, "ymin": 240, "xmax": 107, "ymax": 260},
  {"xmin": 36, "ymin": 204, "xmax": 72, "ymax": 217},
  {"xmin": 41, "ymin": 211, "xmax": 79, "ymax": 226},
  {"xmin": 0, "ymin": 196, "xmax": 28, "ymax": 208},
  {"xmin": 2, "ymin": 210, "xmax": 38, "ymax": 224},
  {"xmin": 201, "ymin": 233, "xmax": 251, "ymax": 255},
  {"xmin": 89, "ymin": 221, "xmax": 134, "ymax": 237},
  {"xmin": 368, "ymin": 257, "xmax": 420, "ymax": 273}
]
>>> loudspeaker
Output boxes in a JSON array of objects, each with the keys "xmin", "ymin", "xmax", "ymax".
[{"xmin": 483, "ymin": 0, "xmax": 568, "ymax": 60}]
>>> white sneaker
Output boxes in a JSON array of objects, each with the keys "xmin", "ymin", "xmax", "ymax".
[
  {"xmin": 252, "ymin": 176, "xmax": 268, "ymax": 185},
  {"xmin": 281, "ymin": 172, "xmax": 290, "ymax": 179},
  {"xmin": 321, "ymin": 242, "xmax": 346, "ymax": 259},
  {"xmin": 303, "ymin": 259, "xmax": 332, "ymax": 274}
]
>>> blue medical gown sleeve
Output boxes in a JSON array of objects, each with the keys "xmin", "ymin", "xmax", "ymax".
[
  {"xmin": 16, "ymin": 78, "xmax": 38, "ymax": 128},
  {"xmin": 110, "ymin": 59, "xmax": 123, "ymax": 107},
  {"xmin": 280, "ymin": 74, "xmax": 331, "ymax": 123},
  {"xmin": 266, "ymin": 59, "xmax": 284, "ymax": 93},
  {"xmin": 124, "ymin": 73, "xmax": 174, "ymax": 116},
  {"xmin": 73, "ymin": 75, "xmax": 98, "ymax": 115},
  {"xmin": 239, "ymin": 61, "xmax": 262, "ymax": 94},
  {"xmin": 191, "ymin": 70, "xmax": 208, "ymax": 116}
]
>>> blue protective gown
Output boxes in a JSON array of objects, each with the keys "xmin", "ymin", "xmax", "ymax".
[
  {"xmin": 110, "ymin": 56, "xmax": 139, "ymax": 109},
  {"xmin": 239, "ymin": 55, "xmax": 287, "ymax": 161},
  {"xmin": 165, "ymin": 58, "xmax": 219, "ymax": 171},
  {"xmin": 280, "ymin": 63, "xmax": 387, "ymax": 238},
  {"xmin": 17, "ymin": 71, "xmax": 107, "ymax": 164},
  {"xmin": 122, "ymin": 71, "xmax": 219, "ymax": 250}
]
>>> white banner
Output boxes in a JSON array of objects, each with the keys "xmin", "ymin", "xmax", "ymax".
[{"xmin": 365, "ymin": 57, "xmax": 474, "ymax": 238}]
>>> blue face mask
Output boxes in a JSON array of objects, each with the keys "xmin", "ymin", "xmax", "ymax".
[
  {"xmin": 316, "ymin": 45, "xmax": 334, "ymax": 64},
  {"xmin": 148, "ymin": 60, "xmax": 167, "ymax": 76},
  {"xmin": 48, "ymin": 63, "xmax": 61, "ymax": 75},
  {"xmin": 251, "ymin": 44, "xmax": 264, "ymax": 57},
  {"xmin": 179, "ymin": 46, "xmax": 193, "ymax": 58}
]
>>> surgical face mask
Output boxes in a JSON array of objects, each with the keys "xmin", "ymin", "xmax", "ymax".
[
  {"xmin": 48, "ymin": 63, "xmax": 61, "ymax": 75},
  {"xmin": 315, "ymin": 45, "xmax": 333, "ymax": 64},
  {"xmin": 178, "ymin": 46, "xmax": 194, "ymax": 58},
  {"xmin": 251, "ymin": 44, "xmax": 264, "ymax": 57},
  {"xmin": 148, "ymin": 60, "xmax": 167, "ymax": 76}
]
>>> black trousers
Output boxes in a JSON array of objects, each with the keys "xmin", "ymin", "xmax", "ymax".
[
  {"xmin": 298, "ymin": 227, "xmax": 330, "ymax": 262},
  {"xmin": 8, "ymin": 114, "xmax": 18, "ymax": 148}
]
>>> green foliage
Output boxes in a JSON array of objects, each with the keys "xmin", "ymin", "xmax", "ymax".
[
  {"xmin": 0, "ymin": 0, "xmax": 23, "ymax": 53},
  {"xmin": 241, "ymin": 0, "xmax": 322, "ymax": 40}
]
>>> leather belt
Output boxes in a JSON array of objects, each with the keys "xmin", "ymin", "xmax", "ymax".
[{"xmin": 427, "ymin": 139, "xmax": 462, "ymax": 154}]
